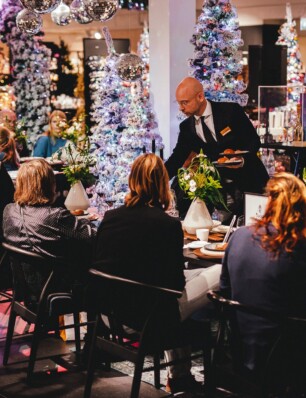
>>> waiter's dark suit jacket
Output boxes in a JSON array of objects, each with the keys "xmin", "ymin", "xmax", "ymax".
[{"xmin": 165, "ymin": 101, "xmax": 269, "ymax": 194}]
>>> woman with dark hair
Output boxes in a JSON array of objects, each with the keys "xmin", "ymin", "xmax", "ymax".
[
  {"xmin": 33, "ymin": 110, "xmax": 68, "ymax": 158},
  {"xmin": 220, "ymin": 172, "xmax": 306, "ymax": 373},
  {"xmin": 3, "ymin": 159, "xmax": 97, "ymax": 301},
  {"xmin": 93, "ymin": 153, "xmax": 221, "ymax": 394},
  {"xmin": 0, "ymin": 126, "xmax": 19, "ymax": 171}
]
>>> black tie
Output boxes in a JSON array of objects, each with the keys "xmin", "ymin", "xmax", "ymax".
[{"xmin": 200, "ymin": 116, "xmax": 215, "ymax": 144}]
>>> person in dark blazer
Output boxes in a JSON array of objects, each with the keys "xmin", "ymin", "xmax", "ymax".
[
  {"xmin": 220, "ymin": 172, "xmax": 306, "ymax": 374},
  {"xmin": 165, "ymin": 77, "xmax": 269, "ymax": 215},
  {"xmin": 93, "ymin": 153, "xmax": 221, "ymax": 394}
]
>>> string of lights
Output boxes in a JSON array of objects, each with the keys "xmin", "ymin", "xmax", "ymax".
[{"xmin": 119, "ymin": 0, "xmax": 148, "ymax": 10}]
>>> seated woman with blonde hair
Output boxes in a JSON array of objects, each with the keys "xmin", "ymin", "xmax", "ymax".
[
  {"xmin": 220, "ymin": 172, "xmax": 306, "ymax": 374},
  {"xmin": 3, "ymin": 159, "xmax": 97, "ymax": 305},
  {"xmin": 33, "ymin": 110, "xmax": 68, "ymax": 158},
  {"xmin": 0, "ymin": 125, "xmax": 19, "ymax": 171}
]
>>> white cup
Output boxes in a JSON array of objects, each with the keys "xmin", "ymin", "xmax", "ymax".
[{"xmin": 196, "ymin": 228, "xmax": 209, "ymax": 241}]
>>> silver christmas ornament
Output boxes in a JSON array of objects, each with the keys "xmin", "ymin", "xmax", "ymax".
[
  {"xmin": 115, "ymin": 54, "xmax": 144, "ymax": 82},
  {"xmin": 51, "ymin": 3, "xmax": 71, "ymax": 25},
  {"xmin": 83, "ymin": 0, "xmax": 119, "ymax": 22},
  {"xmin": 16, "ymin": 9, "xmax": 42, "ymax": 35},
  {"xmin": 70, "ymin": 0, "xmax": 93, "ymax": 24},
  {"xmin": 20, "ymin": 0, "xmax": 61, "ymax": 14}
]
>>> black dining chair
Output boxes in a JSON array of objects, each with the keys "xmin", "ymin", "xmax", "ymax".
[
  {"xmin": 2, "ymin": 242, "xmax": 86, "ymax": 383},
  {"xmin": 207, "ymin": 290, "xmax": 306, "ymax": 398},
  {"xmin": 84, "ymin": 267, "xmax": 212, "ymax": 398}
]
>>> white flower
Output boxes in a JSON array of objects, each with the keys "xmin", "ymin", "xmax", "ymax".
[
  {"xmin": 189, "ymin": 186, "xmax": 197, "ymax": 192},
  {"xmin": 184, "ymin": 173, "xmax": 191, "ymax": 180},
  {"xmin": 189, "ymin": 179, "xmax": 196, "ymax": 187}
]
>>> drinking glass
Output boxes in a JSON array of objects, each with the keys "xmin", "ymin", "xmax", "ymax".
[
  {"xmin": 166, "ymin": 189, "xmax": 179, "ymax": 218},
  {"xmin": 236, "ymin": 215, "xmax": 245, "ymax": 228}
]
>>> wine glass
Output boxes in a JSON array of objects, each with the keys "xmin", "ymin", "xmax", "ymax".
[{"xmin": 166, "ymin": 189, "xmax": 179, "ymax": 218}]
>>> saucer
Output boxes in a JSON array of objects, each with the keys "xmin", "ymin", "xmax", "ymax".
[{"xmin": 186, "ymin": 241, "xmax": 207, "ymax": 249}]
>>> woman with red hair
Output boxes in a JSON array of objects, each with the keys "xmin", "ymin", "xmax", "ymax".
[{"xmin": 220, "ymin": 172, "xmax": 306, "ymax": 374}]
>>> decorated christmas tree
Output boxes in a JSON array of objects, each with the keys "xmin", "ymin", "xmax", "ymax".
[
  {"xmin": 276, "ymin": 3, "xmax": 304, "ymax": 104},
  {"xmin": 0, "ymin": 0, "xmax": 51, "ymax": 147},
  {"xmin": 189, "ymin": 0, "xmax": 248, "ymax": 106},
  {"xmin": 90, "ymin": 28, "xmax": 163, "ymax": 206}
]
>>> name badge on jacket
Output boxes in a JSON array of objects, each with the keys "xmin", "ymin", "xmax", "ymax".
[{"xmin": 220, "ymin": 126, "xmax": 231, "ymax": 136}]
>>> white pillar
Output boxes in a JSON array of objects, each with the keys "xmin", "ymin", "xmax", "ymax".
[{"xmin": 149, "ymin": 0, "xmax": 196, "ymax": 159}]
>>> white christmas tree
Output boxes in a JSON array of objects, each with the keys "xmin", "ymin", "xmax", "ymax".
[
  {"xmin": 90, "ymin": 28, "xmax": 163, "ymax": 206},
  {"xmin": 0, "ymin": 0, "xmax": 51, "ymax": 148},
  {"xmin": 189, "ymin": 0, "xmax": 248, "ymax": 106},
  {"xmin": 276, "ymin": 3, "xmax": 304, "ymax": 104}
]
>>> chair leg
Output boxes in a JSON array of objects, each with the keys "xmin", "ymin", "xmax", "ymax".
[
  {"xmin": 131, "ymin": 353, "xmax": 145, "ymax": 398},
  {"xmin": 73, "ymin": 311, "xmax": 81, "ymax": 354},
  {"xmin": 153, "ymin": 353, "xmax": 160, "ymax": 388},
  {"xmin": 84, "ymin": 314, "xmax": 100, "ymax": 398},
  {"xmin": 26, "ymin": 324, "xmax": 44, "ymax": 383},
  {"xmin": 203, "ymin": 321, "xmax": 213, "ymax": 396},
  {"xmin": 3, "ymin": 310, "xmax": 17, "ymax": 365}
]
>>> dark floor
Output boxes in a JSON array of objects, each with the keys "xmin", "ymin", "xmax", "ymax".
[
  {"xmin": 0, "ymin": 335, "xmax": 170, "ymax": 398},
  {"xmin": 0, "ymin": 299, "xmax": 250, "ymax": 398}
]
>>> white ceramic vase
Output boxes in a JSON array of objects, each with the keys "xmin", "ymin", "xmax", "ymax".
[
  {"xmin": 183, "ymin": 198, "xmax": 213, "ymax": 235},
  {"xmin": 64, "ymin": 180, "xmax": 90, "ymax": 211}
]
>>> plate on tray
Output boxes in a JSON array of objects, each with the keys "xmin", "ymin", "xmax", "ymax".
[
  {"xmin": 219, "ymin": 150, "xmax": 249, "ymax": 158},
  {"xmin": 204, "ymin": 242, "xmax": 228, "ymax": 252},
  {"xmin": 213, "ymin": 159, "xmax": 243, "ymax": 168}
]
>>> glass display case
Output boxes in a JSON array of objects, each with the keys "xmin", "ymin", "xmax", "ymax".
[{"xmin": 258, "ymin": 85, "xmax": 306, "ymax": 142}]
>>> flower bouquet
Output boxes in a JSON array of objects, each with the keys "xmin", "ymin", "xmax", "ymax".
[
  {"xmin": 177, "ymin": 150, "xmax": 227, "ymax": 234},
  {"xmin": 52, "ymin": 114, "xmax": 96, "ymax": 187},
  {"xmin": 177, "ymin": 150, "xmax": 226, "ymax": 208}
]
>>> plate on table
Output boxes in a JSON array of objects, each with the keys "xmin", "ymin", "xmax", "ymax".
[
  {"xmin": 186, "ymin": 241, "xmax": 207, "ymax": 249},
  {"xmin": 211, "ymin": 225, "xmax": 230, "ymax": 234},
  {"xmin": 219, "ymin": 150, "xmax": 249, "ymax": 158},
  {"xmin": 20, "ymin": 156, "xmax": 44, "ymax": 162},
  {"xmin": 204, "ymin": 242, "xmax": 228, "ymax": 252},
  {"xmin": 46, "ymin": 159, "xmax": 64, "ymax": 165},
  {"xmin": 213, "ymin": 159, "xmax": 243, "ymax": 168},
  {"xmin": 70, "ymin": 210, "xmax": 89, "ymax": 216}
]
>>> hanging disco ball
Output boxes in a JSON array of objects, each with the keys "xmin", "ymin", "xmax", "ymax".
[
  {"xmin": 16, "ymin": 9, "xmax": 43, "ymax": 35},
  {"xmin": 115, "ymin": 53, "xmax": 144, "ymax": 82},
  {"xmin": 20, "ymin": 0, "xmax": 61, "ymax": 14},
  {"xmin": 70, "ymin": 0, "xmax": 93, "ymax": 24},
  {"xmin": 83, "ymin": 0, "xmax": 119, "ymax": 22},
  {"xmin": 51, "ymin": 3, "xmax": 71, "ymax": 25}
]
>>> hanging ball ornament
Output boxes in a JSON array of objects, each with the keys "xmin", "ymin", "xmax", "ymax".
[
  {"xmin": 70, "ymin": 0, "xmax": 93, "ymax": 24},
  {"xmin": 115, "ymin": 54, "xmax": 145, "ymax": 82},
  {"xmin": 20, "ymin": 0, "xmax": 61, "ymax": 14},
  {"xmin": 83, "ymin": 0, "xmax": 119, "ymax": 22},
  {"xmin": 51, "ymin": 3, "xmax": 71, "ymax": 25},
  {"xmin": 16, "ymin": 9, "xmax": 42, "ymax": 35}
]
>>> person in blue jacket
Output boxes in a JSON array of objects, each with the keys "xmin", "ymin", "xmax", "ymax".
[{"xmin": 33, "ymin": 110, "xmax": 67, "ymax": 158}]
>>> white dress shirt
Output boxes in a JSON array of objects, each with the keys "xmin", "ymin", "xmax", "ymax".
[{"xmin": 194, "ymin": 101, "xmax": 217, "ymax": 142}]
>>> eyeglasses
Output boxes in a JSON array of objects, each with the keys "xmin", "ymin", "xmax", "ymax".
[{"xmin": 176, "ymin": 91, "xmax": 202, "ymax": 107}]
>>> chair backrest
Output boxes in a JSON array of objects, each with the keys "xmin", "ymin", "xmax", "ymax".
[
  {"xmin": 2, "ymin": 242, "xmax": 68, "ymax": 315},
  {"xmin": 207, "ymin": 290, "xmax": 306, "ymax": 389},
  {"xmin": 87, "ymin": 267, "xmax": 183, "ymax": 347}
]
